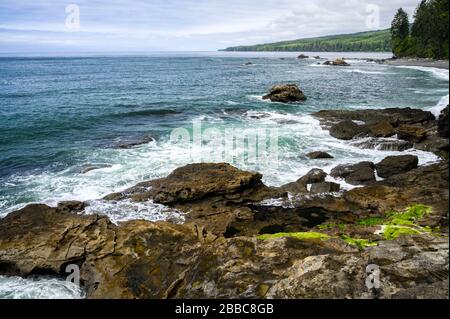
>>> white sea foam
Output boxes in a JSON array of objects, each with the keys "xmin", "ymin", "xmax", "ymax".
[
  {"xmin": 344, "ymin": 69, "xmax": 392, "ymax": 75},
  {"xmin": 395, "ymin": 65, "xmax": 449, "ymax": 81},
  {"xmin": 428, "ymin": 94, "xmax": 449, "ymax": 117},
  {"xmin": 84, "ymin": 199, "xmax": 185, "ymax": 224},
  {"xmin": 0, "ymin": 276, "xmax": 84, "ymax": 299},
  {"xmin": 0, "ymin": 110, "xmax": 442, "ymax": 218}
]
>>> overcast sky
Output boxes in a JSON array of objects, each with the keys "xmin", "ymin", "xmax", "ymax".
[{"xmin": 0, "ymin": 0, "xmax": 421, "ymax": 53}]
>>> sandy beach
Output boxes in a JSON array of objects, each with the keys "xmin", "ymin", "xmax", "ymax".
[{"xmin": 383, "ymin": 58, "xmax": 449, "ymax": 69}]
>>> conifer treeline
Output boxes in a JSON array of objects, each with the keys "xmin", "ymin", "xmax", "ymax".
[{"xmin": 391, "ymin": 0, "xmax": 449, "ymax": 59}]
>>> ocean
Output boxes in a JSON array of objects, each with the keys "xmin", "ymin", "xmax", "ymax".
[{"xmin": 0, "ymin": 51, "xmax": 448, "ymax": 298}]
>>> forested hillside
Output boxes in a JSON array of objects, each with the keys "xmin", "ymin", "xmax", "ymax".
[
  {"xmin": 222, "ymin": 29, "xmax": 391, "ymax": 52},
  {"xmin": 391, "ymin": 0, "xmax": 449, "ymax": 59}
]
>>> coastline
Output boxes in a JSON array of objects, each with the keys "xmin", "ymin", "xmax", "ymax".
[{"xmin": 382, "ymin": 57, "xmax": 449, "ymax": 70}]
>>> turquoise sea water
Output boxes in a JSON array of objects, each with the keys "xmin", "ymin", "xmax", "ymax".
[{"xmin": 0, "ymin": 51, "xmax": 448, "ymax": 298}]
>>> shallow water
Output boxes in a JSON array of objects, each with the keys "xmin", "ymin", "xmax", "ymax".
[{"xmin": 0, "ymin": 51, "xmax": 448, "ymax": 298}]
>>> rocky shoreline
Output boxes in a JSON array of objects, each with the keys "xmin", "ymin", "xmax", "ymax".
[
  {"xmin": 382, "ymin": 58, "xmax": 449, "ymax": 70},
  {"xmin": 0, "ymin": 106, "xmax": 448, "ymax": 299}
]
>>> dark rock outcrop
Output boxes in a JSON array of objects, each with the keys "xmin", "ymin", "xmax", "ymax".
[
  {"xmin": 262, "ymin": 84, "xmax": 307, "ymax": 103},
  {"xmin": 351, "ymin": 139, "xmax": 413, "ymax": 152},
  {"xmin": 375, "ymin": 155, "xmax": 419, "ymax": 178},
  {"xmin": 329, "ymin": 121, "xmax": 369, "ymax": 140},
  {"xmin": 397, "ymin": 124, "xmax": 427, "ymax": 143},
  {"xmin": 314, "ymin": 108, "xmax": 435, "ymax": 127},
  {"xmin": 298, "ymin": 168, "xmax": 328, "ymax": 185},
  {"xmin": 104, "ymin": 163, "xmax": 281, "ymax": 236},
  {"xmin": 368, "ymin": 121, "xmax": 396, "ymax": 138},
  {"xmin": 323, "ymin": 59, "xmax": 350, "ymax": 66},
  {"xmin": 297, "ymin": 54, "xmax": 309, "ymax": 59},
  {"xmin": 310, "ymin": 182, "xmax": 340, "ymax": 194},
  {"xmin": 116, "ymin": 136, "xmax": 155, "ymax": 149},
  {"xmin": 438, "ymin": 106, "xmax": 449, "ymax": 138},
  {"xmin": 313, "ymin": 107, "xmax": 448, "ymax": 159},
  {"xmin": 331, "ymin": 162, "xmax": 376, "ymax": 185},
  {"xmin": 279, "ymin": 168, "xmax": 327, "ymax": 195},
  {"xmin": 0, "ymin": 203, "xmax": 447, "ymax": 299},
  {"xmin": 0, "ymin": 160, "xmax": 448, "ymax": 299},
  {"xmin": 306, "ymin": 151, "xmax": 334, "ymax": 159}
]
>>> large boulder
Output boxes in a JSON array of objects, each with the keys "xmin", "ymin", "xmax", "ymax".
[
  {"xmin": 397, "ymin": 124, "xmax": 427, "ymax": 143},
  {"xmin": 331, "ymin": 162, "xmax": 376, "ymax": 185},
  {"xmin": 279, "ymin": 169, "xmax": 327, "ymax": 194},
  {"xmin": 438, "ymin": 106, "xmax": 449, "ymax": 138},
  {"xmin": 375, "ymin": 155, "xmax": 419, "ymax": 178},
  {"xmin": 105, "ymin": 163, "xmax": 264, "ymax": 204},
  {"xmin": 329, "ymin": 121, "xmax": 369, "ymax": 140},
  {"xmin": 368, "ymin": 121, "xmax": 396, "ymax": 138},
  {"xmin": 297, "ymin": 168, "xmax": 328, "ymax": 185},
  {"xmin": 262, "ymin": 84, "xmax": 307, "ymax": 103},
  {"xmin": 103, "ymin": 163, "xmax": 281, "ymax": 236}
]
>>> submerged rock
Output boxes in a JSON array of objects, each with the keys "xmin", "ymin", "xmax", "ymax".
[
  {"xmin": 306, "ymin": 151, "xmax": 334, "ymax": 159},
  {"xmin": 375, "ymin": 155, "xmax": 419, "ymax": 178},
  {"xmin": 323, "ymin": 58, "xmax": 350, "ymax": 66},
  {"xmin": 297, "ymin": 54, "xmax": 309, "ymax": 59},
  {"xmin": 331, "ymin": 161, "xmax": 376, "ymax": 185},
  {"xmin": 262, "ymin": 84, "xmax": 307, "ymax": 103},
  {"xmin": 351, "ymin": 139, "xmax": 413, "ymax": 152},
  {"xmin": 78, "ymin": 164, "xmax": 113, "ymax": 174},
  {"xmin": 116, "ymin": 136, "xmax": 155, "ymax": 149}
]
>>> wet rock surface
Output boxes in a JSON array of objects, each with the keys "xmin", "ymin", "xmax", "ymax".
[
  {"xmin": 310, "ymin": 182, "xmax": 340, "ymax": 194},
  {"xmin": 329, "ymin": 121, "xmax": 369, "ymax": 140},
  {"xmin": 0, "ymin": 158, "xmax": 448, "ymax": 299},
  {"xmin": 314, "ymin": 107, "xmax": 448, "ymax": 159},
  {"xmin": 331, "ymin": 161, "xmax": 376, "ymax": 185},
  {"xmin": 438, "ymin": 105, "xmax": 449, "ymax": 138},
  {"xmin": 262, "ymin": 84, "xmax": 307, "ymax": 103},
  {"xmin": 397, "ymin": 124, "xmax": 427, "ymax": 143},
  {"xmin": 375, "ymin": 155, "xmax": 419, "ymax": 178},
  {"xmin": 323, "ymin": 58, "xmax": 350, "ymax": 66},
  {"xmin": 306, "ymin": 151, "xmax": 334, "ymax": 159}
]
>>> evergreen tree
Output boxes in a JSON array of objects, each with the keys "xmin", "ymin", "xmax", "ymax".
[
  {"xmin": 391, "ymin": 8, "xmax": 410, "ymax": 42},
  {"xmin": 392, "ymin": 0, "xmax": 449, "ymax": 59}
]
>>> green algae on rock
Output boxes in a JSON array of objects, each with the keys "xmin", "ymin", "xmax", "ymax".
[
  {"xmin": 340, "ymin": 235, "xmax": 378, "ymax": 250},
  {"xmin": 257, "ymin": 232, "xmax": 330, "ymax": 241}
]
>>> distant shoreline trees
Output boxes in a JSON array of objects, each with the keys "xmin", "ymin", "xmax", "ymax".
[{"xmin": 391, "ymin": 0, "xmax": 449, "ymax": 59}]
